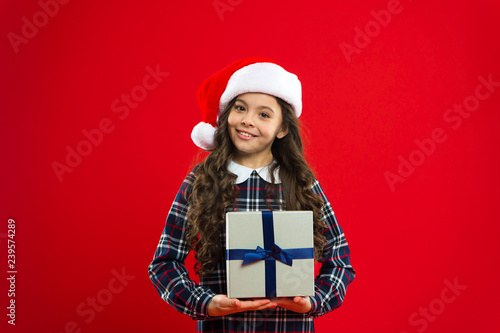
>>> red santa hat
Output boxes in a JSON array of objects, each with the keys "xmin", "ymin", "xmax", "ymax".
[{"xmin": 191, "ymin": 57, "xmax": 302, "ymax": 150}]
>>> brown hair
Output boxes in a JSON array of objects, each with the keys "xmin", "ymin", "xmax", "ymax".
[{"xmin": 186, "ymin": 97, "xmax": 327, "ymax": 276}]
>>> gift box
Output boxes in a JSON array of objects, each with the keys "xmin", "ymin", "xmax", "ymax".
[{"xmin": 225, "ymin": 211, "xmax": 315, "ymax": 298}]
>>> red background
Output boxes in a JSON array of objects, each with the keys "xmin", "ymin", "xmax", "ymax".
[{"xmin": 2, "ymin": 1, "xmax": 500, "ymax": 332}]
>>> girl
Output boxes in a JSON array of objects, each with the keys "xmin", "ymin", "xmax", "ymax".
[{"xmin": 148, "ymin": 57, "xmax": 355, "ymax": 332}]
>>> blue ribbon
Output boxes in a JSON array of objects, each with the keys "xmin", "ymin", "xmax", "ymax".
[
  {"xmin": 226, "ymin": 211, "xmax": 314, "ymax": 297},
  {"xmin": 242, "ymin": 244, "xmax": 293, "ymax": 266}
]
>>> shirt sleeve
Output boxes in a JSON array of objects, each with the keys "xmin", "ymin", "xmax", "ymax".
[
  {"xmin": 148, "ymin": 170, "xmax": 216, "ymax": 320},
  {"xmin": 307, "ymin": 180, "xmax": 356, "ymax": 318}
]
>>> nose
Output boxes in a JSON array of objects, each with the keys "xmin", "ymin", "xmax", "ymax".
[{"xmin": 241, "ymin": 114, "xmax": 255, "ymax": 127}]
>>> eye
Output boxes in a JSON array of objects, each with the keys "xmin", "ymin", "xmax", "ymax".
[
  {"xmin": 259, "ymin": 112, "xmax": 270, "ymax": 118},
  {"xmin": 234, "ymin": 104, "xmax": 245, "ymax": 112}
]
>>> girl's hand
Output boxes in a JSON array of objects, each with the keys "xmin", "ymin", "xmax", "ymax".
[
  {"xmin": 271, "ymin": 296, "xmax": 312, "ymax": 313},
  {"xmin": 208, "ymin": 294, "xmax": 277, "ymax": 316}
]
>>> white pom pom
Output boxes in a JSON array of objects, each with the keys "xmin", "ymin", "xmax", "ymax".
[{"xmin": 191, "ymin": 122, "xmax": 216, "ymax": 150}]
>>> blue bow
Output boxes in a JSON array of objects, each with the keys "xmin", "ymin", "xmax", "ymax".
[{"xmin": 242, "ymin": 244, "xmax": 293, "ymax": 266}]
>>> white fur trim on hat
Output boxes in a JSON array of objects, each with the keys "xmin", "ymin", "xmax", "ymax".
[
  {"xmin": 219, "ymin": 62, "xmax": 302, "ymax": 117},
  {"xmin": 191, "ymin": 122, "xmax": 217, "ymax": 150}
]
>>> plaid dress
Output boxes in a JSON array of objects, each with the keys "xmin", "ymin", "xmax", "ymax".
[{"xmin": 148, "ymin": 162, "xmax": 355, "ymax": 332}]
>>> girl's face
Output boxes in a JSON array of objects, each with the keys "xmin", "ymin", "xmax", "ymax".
[{"xmin": 227, "ymin": 93, "xmax": 288, "ymax": 168}]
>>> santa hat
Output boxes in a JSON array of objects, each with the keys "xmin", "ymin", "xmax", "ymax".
[{"xmin": 191, "ymin": 57, "xmax": 302, "ymax": 150}]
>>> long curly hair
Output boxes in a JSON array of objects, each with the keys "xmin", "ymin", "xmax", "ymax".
[{"xmin": 186, "ymin": 97, "xmax": 327, "ymax": 276}]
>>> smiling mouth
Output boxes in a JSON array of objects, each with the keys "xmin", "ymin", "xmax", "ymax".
[{"xmin": 237, "ymin": 130, "xmax": 256, "ymax": 138}]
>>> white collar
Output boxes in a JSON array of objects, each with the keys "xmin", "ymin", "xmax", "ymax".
[{"xmin": 228, "ymin": 160, "xmax": 281, "ymax": 184}]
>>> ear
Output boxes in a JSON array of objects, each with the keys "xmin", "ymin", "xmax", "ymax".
[{"xmin": 276, "ymin": 123, "xmax": 288, "ymax": 139}]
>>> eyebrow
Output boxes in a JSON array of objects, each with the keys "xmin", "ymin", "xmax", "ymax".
[{"xmin": 235, "ymin": 98, "xmax": 276, "ymax": 113}]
